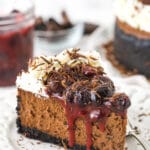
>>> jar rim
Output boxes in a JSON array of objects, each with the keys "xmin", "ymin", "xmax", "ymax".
[{"xmin": 0, "ymin": 1, "xmax": 35, "ymax": 29}]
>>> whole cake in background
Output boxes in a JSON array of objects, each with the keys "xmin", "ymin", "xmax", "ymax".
[
  {"xmin": 16, "ymin": 48, "xmax": 130, "ymax": 150},
  {"xmin": 114, "ymin": 0, "xmax": 150, "ymax": 78}
]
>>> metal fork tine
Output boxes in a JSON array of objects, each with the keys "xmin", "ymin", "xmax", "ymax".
[{"xmin": 126, "ymin": 119, "xmax": 150, "ymax": 150}]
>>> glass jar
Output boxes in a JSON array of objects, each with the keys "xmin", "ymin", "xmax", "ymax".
[{"xmin": 0, "ymin": 0, "xmax": 35, "ymax": 86}]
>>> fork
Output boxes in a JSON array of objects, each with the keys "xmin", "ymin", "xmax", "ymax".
[{"xmin": 126, "ymin": 119, "xmax": 150, "ymax": 150}]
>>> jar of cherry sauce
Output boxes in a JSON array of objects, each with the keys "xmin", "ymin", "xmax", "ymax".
[{"xmin": 0, "ymin": 0, "xmax": 35, "ymax": 86}]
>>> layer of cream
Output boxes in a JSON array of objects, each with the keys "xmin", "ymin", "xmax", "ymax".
[
  {"xmin": 16, "ymin": 49, "xmax": 102, "ymax": 97},
  {"xmin": 115, "ymin": 0, "xmax": 150, "ymax": 32}
]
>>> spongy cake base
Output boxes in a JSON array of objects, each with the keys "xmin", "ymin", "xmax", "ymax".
[
  {"xmin": 17, "ymin": 119, "xmax": 95, "ymax": 150},
  {"xmin": 16, "ymin": 89, "xmax": 126, "ymax": 150}
]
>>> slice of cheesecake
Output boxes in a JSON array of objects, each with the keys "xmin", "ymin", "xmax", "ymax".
[{"xmin": 16, "ymin": 48, "xmax": 131, "ymax": 150}]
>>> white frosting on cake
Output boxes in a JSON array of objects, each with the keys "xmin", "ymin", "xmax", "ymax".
[
  {"xmin": 16, "ymin": 48, "xmax": 102, "ymax": 97},
  {"xmin": 115, "ymin": 0, "xmax": 150, "ymax": 32}
]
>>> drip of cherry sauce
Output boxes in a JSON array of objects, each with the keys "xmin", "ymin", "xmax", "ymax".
[{"xmin": 64, "ymin": 92, "xmax": 130, "ymax": 150}]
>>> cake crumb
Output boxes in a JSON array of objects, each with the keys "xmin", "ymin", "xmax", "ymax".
[
  {"xmin": 138, "ymin": 113, "xmax": 150, "ymax": 117},
  {"xmin": 133, "ymin": 126, "xmax": 140, "ymax": 135}
]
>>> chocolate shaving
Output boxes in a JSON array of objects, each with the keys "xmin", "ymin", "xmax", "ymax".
[
  {"xmin": 66, "ymin": 48, "xmax": 87, "ymax": 60},
  {"xmin": 53, "ymin": 59, "xmax": 63, "ymax": 67},
  {"xmin": 89, "ymin": 56, "xmax": 98, "ymax": 60},
  {"xmin": 32, "ymin": 63, "xmax": 45, "ymax": 70},
  {"xmin": 40, "ymin": 56, "xmax": 51, "ymax": 64}
]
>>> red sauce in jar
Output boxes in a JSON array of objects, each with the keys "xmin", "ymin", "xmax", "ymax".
[{"xmin": 0, "ymin": 12, "xmax": 34, "ymax": 86}]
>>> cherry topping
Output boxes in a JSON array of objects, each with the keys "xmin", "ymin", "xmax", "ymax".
[
  {"xmin": 111, "ymin": 94, "xmax": 131, "ymax": 111},
  {"xmin": 66, "ymin": 88, "xmax": 92, "ymax": 106},
  {"xmin": 82, "ymin": 65, "xmax": 97, "ymax": 77},
  {"xmin": 95, "ymin": 76, "xmax": 115, "ymax": 97},
  {"xmin": 66, "ymin": 81, "xmax": 104, "ymax": 106},
  {"xmin": 46, "ymin": 80, "xmax": 64, "ymax": 95},
  {"xmin": 65, "ymin": 76, "xmax": 115, "ymax": 106},
  {"xmin": 96, "ymin": 85, "xmax": 113, "ymax": 97}
]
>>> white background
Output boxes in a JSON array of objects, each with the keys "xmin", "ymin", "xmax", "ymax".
[{"xmin": 34, "ymin": 0, "xmax": 114, "ymax": 25}]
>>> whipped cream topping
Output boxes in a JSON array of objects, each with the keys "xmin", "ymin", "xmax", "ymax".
[
  {"xmin": 16, "ymin": 48, "xmax": 102, "ymax": 97},
  {"xmin": 115, "ymin": 0, "xmax": 150, "ymax": 32}
]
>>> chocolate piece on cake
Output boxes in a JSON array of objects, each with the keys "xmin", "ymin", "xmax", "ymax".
[
  {"xmin": 114, "ymin": 0, "xmax": 150, "ymax": 78},
  {"xmin": 16, "ymin": 48, "xmax": 131, "ymax": 150}
]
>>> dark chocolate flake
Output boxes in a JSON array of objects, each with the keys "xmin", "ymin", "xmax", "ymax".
[
  {"xmin": 32, "ymin": 63, "xmax": 45, "ymax": 70},
  {"xmin": 40, "ymin": 56, "xmax": 51, "ymax": 64}
]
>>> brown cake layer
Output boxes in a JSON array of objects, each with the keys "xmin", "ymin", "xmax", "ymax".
[
  {"xmin": 117, "ymin": 19, "xmax": 150, "ymax": 39},
  {"xmin": 17, "ymin": 89, "xmax": 127, "ymax": 150}
]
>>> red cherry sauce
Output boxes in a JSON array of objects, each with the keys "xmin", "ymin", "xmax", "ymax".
[
  {"xmin": 64, "ymin": 102, "xmax": 126, "ymax": 150},
  {"xmin": 0, "ymin": 15, "xmax": 34, "ymax": 86}
]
